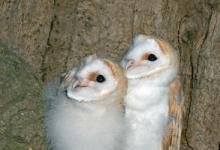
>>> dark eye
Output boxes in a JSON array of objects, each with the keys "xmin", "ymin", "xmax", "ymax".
[
  {"xmin": 96, "ymin": 75, "xmax": 106, "ymax": 83},
  {"xmin": 148, "ymin": 54, "xmax": 157, "ymax": 61}
]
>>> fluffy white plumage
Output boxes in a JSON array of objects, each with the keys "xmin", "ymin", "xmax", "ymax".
[
  {"xmin": 121, "ymin": 34, "xmax": 179, "ymax": 150},
  {"xmin": 44, "ymin": 55, "xmax": 127, "ymax": 150}
]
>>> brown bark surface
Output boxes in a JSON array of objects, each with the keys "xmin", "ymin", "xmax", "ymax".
[{"xmin": 0, "ymin": 0, "xmax": 219, "ymax": 149}]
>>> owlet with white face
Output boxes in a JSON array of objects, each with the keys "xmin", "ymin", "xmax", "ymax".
[
  {"xmin": 121, "ymin": 34, "xmax": 183, "ymax": 150},
  {"xmin": 44, "ymin": 55, "xmax": 127, "ymax": 150}
]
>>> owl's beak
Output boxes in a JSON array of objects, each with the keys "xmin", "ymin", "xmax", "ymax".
[
  {"xmin": 126, "ymin": 59, "xmax": 136, "ymax": 70},
  {"xmin": 73, "ymin": 79, "xmax": 90, "ymax": 88}
]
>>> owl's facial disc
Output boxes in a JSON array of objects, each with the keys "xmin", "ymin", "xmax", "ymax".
[
  {"xmin": 124, "ymin": 53, "xmax": 170, "ymax": 79},
  {"xmin": 66, "ymin": 57, "xmax": 117, "ymax": 102},
  {"xmin": 121, "ymin": 37, "xmax": 170, "ymax": 79}
]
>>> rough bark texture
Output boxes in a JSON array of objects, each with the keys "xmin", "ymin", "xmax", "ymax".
[
  {"xmin": 0, "ymin": 0, "xmax": 219, "ymax": 150},
  {"xmin": 0, "ymin": 44, "xmax": 45, "ymax": 149}
]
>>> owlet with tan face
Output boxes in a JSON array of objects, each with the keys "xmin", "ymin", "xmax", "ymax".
[
  {"xmin": 44, "ymin": 55, "xmax": 127, "ymax": 150},
  {"xmin": 121, "ymin": 34, "xmax": 183, "ymax": 150}
]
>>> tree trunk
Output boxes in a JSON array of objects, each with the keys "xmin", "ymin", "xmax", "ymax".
[{"xmin": 0, "ymin": 0, "xmax": 219, "ymax": 149}]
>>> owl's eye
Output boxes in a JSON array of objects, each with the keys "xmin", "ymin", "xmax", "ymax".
[
  {"xmin": 148, "ymin": 54, "xmax": 157, "ymax": 61},
  {"xmin": 96, "ymin": 75, "xmax": 106, "ymax": 83}
]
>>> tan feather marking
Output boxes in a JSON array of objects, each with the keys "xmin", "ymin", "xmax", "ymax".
[
  {"xmin": 169, "ymin": 96, "xmax": 178, "ymax": 114},
  {"xmin": 161, "ymin": 123, "xmax": 175, "ymax": 150},
  {"xmin": 161, "ymin": 79, "xmax": 183, "ymax": 150},
  {"xmin": 170, "ymin": 79, "xmax": 180, "ymax": 94},
  {"xmin": 87, "ymin": 72, "xmax": 97, "ymax": 81},
  {"xmin": 155, "ymin": 38, "xmax": 172, "ymax": 54},
  {"xmin": 141, "ymin": 53, "xmax": 150, "ymax": 60},
  {"xmin": 103, "ymin": 59, "xmax": 117, "ymax": 77},
  {"xmin": 169, "ymin": 79, "xmax": 180, "ymax": 114}
]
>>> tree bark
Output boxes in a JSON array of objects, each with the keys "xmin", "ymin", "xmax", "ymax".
[{"xmin": 0, "ymin": 0, "xmax": 219, "ymax": 149}]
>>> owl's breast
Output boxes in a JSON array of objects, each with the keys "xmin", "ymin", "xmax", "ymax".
[{"xmin": 125, "ymin": 84, "xmax": 169, "ymax": 110}]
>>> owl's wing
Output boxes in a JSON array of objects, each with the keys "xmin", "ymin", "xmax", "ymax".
[{"xmin": 161, "ymin": 78, "xmax": 184, "ymax": 150}]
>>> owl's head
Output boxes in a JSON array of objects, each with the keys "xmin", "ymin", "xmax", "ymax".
[
  {"xmin": 121, "ymin": 34, "xmax": 178, "ymax": 80},
  {"xmin": 62, "ymin": 55, "xmax": 127, "ymax": 102}
]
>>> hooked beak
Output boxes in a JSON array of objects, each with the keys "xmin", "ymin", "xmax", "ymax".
[
  {"xmin": 73, "ymin": 79, "xmax": 90, "ymax": 89},
  {"xmin": 126, "ymin": 59, "xmax": 136, "ymax": 70}
]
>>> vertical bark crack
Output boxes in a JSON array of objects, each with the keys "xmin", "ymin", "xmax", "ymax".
[
  {"xmin": 194, "ymin": 7, "xmax": 213, "ymax": 83},
  {"xmin": 183, "ymin": 6, "xmax": 214, "ymax": 150},
  {"xmin": 40, "ymin": 0, "xmax": 56, "ymax": 81},
  {"xmin": 184, "ymin": 53, "xmax": 194, "ymax": 150}
]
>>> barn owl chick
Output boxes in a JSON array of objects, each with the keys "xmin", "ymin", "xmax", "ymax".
[
  {"xmin": 44, "ymin": 55, "xmax": 127, "ymax": 150},
  {"xmin": 121, "ymin": 34, "xmax": 183, "ymax": 150}
]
